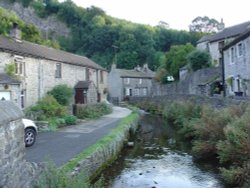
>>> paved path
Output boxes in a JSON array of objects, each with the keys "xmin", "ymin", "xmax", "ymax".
[{"xmin": 25, "ymin": 106, "xmax": 131, "ymax": 166}]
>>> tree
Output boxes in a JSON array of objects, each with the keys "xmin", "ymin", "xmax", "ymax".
[
  {"xmin": 162, "ymin": 43, "xmax": 195, "ymax": 80},
  {"xmin": 187, "ymin": 49, "xmax": 211, "ymax": 71},
  {"xmin": 189, "ymin": 16, "xmax": 224, "ymax": 33}
]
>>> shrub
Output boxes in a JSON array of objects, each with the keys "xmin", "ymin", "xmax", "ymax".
[
  {"xmin": 187, "ymin": 49, "xmax": 211, "ymax": 71},
  {"xmin": 25, "ymin": 95, "xmax": 67, "ymax": 120},
  {"xmin": 64, "ymin": 115, "xmax": 77, "ymax": 125},
  {"xmin": 191, "ymin": 106, "xmax": 232, "ymax": 158},
  {"xmin": 76, "ymin": 103, "xmax": 112, "ymax": 119},
  {"xmin": 48, "ymin": 84, "xmax": 73, "ymax": 106}
]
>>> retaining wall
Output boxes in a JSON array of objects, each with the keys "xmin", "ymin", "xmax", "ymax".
[{"xmin": 70, "ymin": 114, "xmax": 139, "ymax": 178}]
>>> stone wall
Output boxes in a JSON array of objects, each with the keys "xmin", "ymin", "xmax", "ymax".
[
  {"xmin": 152, "ymin": 67, "xmax": 222, "ymax": 97},
  {"xmin": 0, "ymin": 1, "xmax": 70, "ymax": 39},
  {"xmin": 70, "ymin": 116, "xmax": 139, "ymax": 177},
  {"xmin": 0, "ymin": 101, "xmax": 38, "ymax": 188}
]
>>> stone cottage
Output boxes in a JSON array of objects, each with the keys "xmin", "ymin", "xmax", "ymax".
[
  {"xmin": 197, "ymin": 21, "xmax": 250, "ymax": 66},
  {"xmin": 223, "ymin": 28, "xmax": 250, "ymax": 96},
  {"xmin": 108, "ymin": 64, "xmax": 155, "ymax": 103},
  {"xmin": 0, "ymin": 35, "xmax": 107, "ymax": 108}
]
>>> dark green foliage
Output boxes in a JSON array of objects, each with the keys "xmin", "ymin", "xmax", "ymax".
[
  {"xmin": 64, "ymin": 115, "xmax": 77, "ymax": 125},
  {"xmin": 48, "ymin": 84, "xmax": 73, "ymax": 106},
  {"xmin": 159, "ymin": 43, "xmax": 195, "ymax": 81},
  {"xmin": 25, "ymin": 95, "xmax": 67, "ymax": 119},
  {"xmin": 187, "ymin": 49, "xmax": 211, "ymax": 71},
  {"xmin": 76, "ymin": 103, "xmax": 112, "ymax": 119}
]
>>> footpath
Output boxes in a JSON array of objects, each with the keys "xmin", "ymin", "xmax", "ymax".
[{"xmin": 26, "ymin": 106, "xmax": 131, "ymax": 166}]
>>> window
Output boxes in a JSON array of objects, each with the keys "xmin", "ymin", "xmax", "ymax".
[
  {"xmin": 139, "ymin": 79, "xmax": 142, "ymax": 84},
  {"xmin": 55, "ymin": 63, "xmax": 62, "ymax": 78},
  {"xmin": 86, "ymin": 68, "xmax": 90, "ymax": 81},
  {"xmin": 21, "ymin": 90, "xmax": 25, "ymax": 108},
  {"xmin": 124, "ymin": 78, "xmax": 130, "ymax": 84},
  {"xmin": 14, "ymin": 58, "xmax": 25, "ymax": 76},
  {"xmin": 230, "ymin": 47, "xmax": 235, "ymax": 63},
  {"xmin": 135, "ymin": 88, "xmax": 140, "ymax": 96},
  {"xmin": 142, "ymin": 88, "xmax": 147, "ymax": 96},
  {"xmin": 237, "ymin": 43, "xmax": 243, "ymax": 57},
  {"xmin": 100, "ymin": 70, "xmax": 104, "ymax": 83}
]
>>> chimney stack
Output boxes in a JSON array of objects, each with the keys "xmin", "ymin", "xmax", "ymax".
[{"xmin": 10, "ymin": 22, "xmax": 21, "ymax": 41}]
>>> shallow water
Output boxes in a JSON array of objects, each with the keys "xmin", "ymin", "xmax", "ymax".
[{"xmin": 101, "ymin": 115, "xmax": 225, "ymax": 188}]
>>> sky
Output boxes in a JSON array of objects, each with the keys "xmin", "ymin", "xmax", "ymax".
[{"xmin": 63, "ymin": 0, "xmax": 250, "ymax": 31}]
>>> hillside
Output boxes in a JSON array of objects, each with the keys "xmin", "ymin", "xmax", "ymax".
[{"xmin": 0, "ymin": 0, "xmax": 205, "ymax": 70}]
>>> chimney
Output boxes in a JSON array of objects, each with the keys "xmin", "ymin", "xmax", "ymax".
[
  {"xmin": 10, "ymin": 23, "xmax": 21, "ymax": 41},
  {"xmin": 134, "ymin": 65, "xmax": 141, "ymax": 71},
  {"xmin": 143, "ymin": 64, "xmax": 148, "ymax": 72}
]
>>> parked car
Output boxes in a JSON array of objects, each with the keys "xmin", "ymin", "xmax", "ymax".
[{"xmin": 22, "ymin": 119, "xmax": 38, "ymax": 147}]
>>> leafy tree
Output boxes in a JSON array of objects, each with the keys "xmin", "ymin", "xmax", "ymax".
[
  {"xmin": 189, "ymin": 16, "xmax": 225, "ymax": 33},
  {"xmin": 161, "ymin": 43, "xmax": 195, "ymax": 80},
  {"xmin": 187, "ymin": 49, "xmax": 211, "ymax": 71}
]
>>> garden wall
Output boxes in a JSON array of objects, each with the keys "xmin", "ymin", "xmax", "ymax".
[{"xmin": 0, "ymin": 101, "xmax": 38, "ymax": 188}]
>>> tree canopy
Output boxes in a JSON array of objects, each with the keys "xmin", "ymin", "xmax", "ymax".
[
  {"xmin": 189, "ymin": 16, "xmax": 225, "ymax": 33},
  {"xmin": 2, "ymin": 0, "xmax": 208, "ymax": 71}
]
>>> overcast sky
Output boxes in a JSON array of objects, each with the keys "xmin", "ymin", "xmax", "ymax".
[{"xmin": 62, "ymin": 0, "xmax": 249, "ymax": 30}]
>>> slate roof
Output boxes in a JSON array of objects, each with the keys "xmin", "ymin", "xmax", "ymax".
[
  {"xmin": 197, "ymin": 21, "xmax": 250, "ymax": 43},
  {"xmin": 116, "ymin": 68, "xmax": 155, "ymax": 79},
  {"xmin": 223, "ymin": 28, "xmax": 250, "ymax": 50},
  {"xmin": 0, "ymin": 36, "xmax": 105, "ymax": 70},
  {"xmin": 74, "ymin": 81, "xmax": 91, "ymax": 89},
  {"xmin": 0, "ymin": 73, "xmax": 21, "ymax": 84}
]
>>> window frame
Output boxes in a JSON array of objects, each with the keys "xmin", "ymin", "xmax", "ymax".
[{"xmin": 55, "ymin": 63, "xmax": 62, "ymax": 78}]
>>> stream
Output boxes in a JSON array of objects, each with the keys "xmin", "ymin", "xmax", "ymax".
[{"xmin": 100, "ymin": 114, "xmax": 226, "ymax": 188}]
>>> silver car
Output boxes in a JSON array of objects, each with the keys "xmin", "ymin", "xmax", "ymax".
[{"xmin": 22, "ymin": 119, "xmax": 38, "ymax": 147}]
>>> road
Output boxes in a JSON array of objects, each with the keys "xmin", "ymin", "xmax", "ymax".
[{"xmin": 25, "ymin": 106, "xmax": 131, "ymax": 167}]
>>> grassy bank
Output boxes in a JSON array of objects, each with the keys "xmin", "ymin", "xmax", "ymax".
[{"xmin": 135, "ymin": 100, "xmax": 250, "ymax": 188}]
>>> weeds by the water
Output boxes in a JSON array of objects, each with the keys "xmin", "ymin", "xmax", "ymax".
[{"xmin": 135, "ymin": 100, "xmax": 250, "ymax": 188}]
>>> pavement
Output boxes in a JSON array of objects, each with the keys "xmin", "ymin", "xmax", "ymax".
[{"xmin": 25, "ymin": 106, "xmax": 131, "ymax": 166}]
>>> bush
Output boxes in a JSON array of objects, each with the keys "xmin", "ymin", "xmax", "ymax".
[
  {"xmin": 187, "ymin": 49, "xmax": 211, "ymax": 71},
  {"xmin": 25, "ymin": 95, "xmax": 67, "ymax": 120},
  {"xmin": 48, "ymin": 84, "xmax": 73, "ymax": 106},
  {"xmin": 76, "ymin": 103, "xmax": 112, "ymax": 119},
  {"xmin": 191, "ymin": 106, "xmax": 232, "ymax": 158},
  {"xmin": 64, "ymin": 115, "xmax": 77, "ymax": 125}
]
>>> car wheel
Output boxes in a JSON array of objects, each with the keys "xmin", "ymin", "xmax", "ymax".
[{"xmin": 25, "ymin": 128, "xmax": 36, "ymax": 147}]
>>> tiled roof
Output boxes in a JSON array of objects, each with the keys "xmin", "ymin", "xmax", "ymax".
[
  {"xmin": 223, "ymin": 28, "xmax": 250, "ymax": 50},
  {"xmin": 0, "ymin": 36, "xmax": 105, "ymax": 70},
  {"xmin": 0, "ymin": 73, "xmax": 20, "ymax": 84},
  {"xmin": 116, "ymin": 68, "xmax": 155, "ymax": 79},
  {"xmin": 74, "ymin": 81, "xmax": 91, "ymax": 89},
  {"xmin": 197, "ymin": 21, "xmax": 250, "ymax": 43}
]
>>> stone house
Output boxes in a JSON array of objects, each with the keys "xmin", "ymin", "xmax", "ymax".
[
  {"xmin": 108, "ymin": 64, "xmax": 155, "ymax": 103},
  {"xmin": 197, "ymin": 21, "xmax": 250, "ymax": 66},
  {"xmin": 223, "ymin": 28, "xmax": 250, "ymax": 96},
  {"xmin": 0, "ymin": 35, "xmax": 107, "ymax": 108}
]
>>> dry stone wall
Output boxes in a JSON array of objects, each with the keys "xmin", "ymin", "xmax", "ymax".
[{"xmin": 0, "ymin": 101, "xmax": 38, "ymax": 188}]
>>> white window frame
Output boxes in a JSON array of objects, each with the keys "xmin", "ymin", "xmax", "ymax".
[
  {"xmin": 14, "ymin": 57, "xmax": 25, "ymax": 76},
  {"xmin": 124, "ymin": 78, "xmax": 130, "ymax": 84},
  {"xmin": 139, "ymin": 79, "xmax": 142, "ymax": 84},
  {"xmin": 142, "ymin": 88, "xmax": 147, "ymax": 96}
]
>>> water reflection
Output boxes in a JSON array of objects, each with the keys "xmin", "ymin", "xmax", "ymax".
[{"xmin": 103, "ymin": 115, "xmax": 225, "ymax": 188}]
